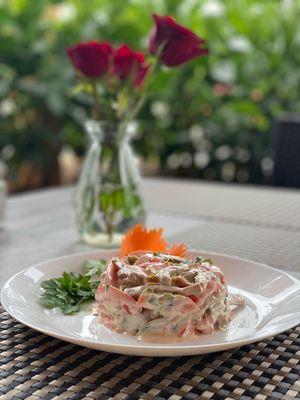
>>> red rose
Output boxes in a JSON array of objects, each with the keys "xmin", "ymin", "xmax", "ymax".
[
  {"xmin": 149, "ymin": 14, "xmax": 208, "ymax": 67},
  {"xmin": 67, "ymin": 41, "xmax": 112, "ymax": 78},
  {"xmin": 112, "ymin": 45, "xmax": 149, "ymax": 87}
]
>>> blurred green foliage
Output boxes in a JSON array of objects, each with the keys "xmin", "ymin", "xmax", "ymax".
[{"xmin": 1, "ymin": 0, "xmax": 300, "ymax": 190}]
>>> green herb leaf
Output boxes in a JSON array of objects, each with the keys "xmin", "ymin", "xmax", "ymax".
[
  {"xmin": 40, "ymin": 260, "xmax": 107, "ymax": 315},
  {"xmin": 62, "ymin": 304, "xmax": 81, "ymax": 314},
  {"xmin": 83, "ymin": 259, "xmax": 106, "ymax": 277},
  {"xmin": 202, "ymin": 258, "xmax": 213, "ymax": 264}
]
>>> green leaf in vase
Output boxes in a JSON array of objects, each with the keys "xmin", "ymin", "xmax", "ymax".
[
  {"xmin": 100, "ymin": 191, "xmax": 109, "ymax": 213},
  {"xmin": 113, "ymin": 188, "xmax": 125, "ymax": 210}
]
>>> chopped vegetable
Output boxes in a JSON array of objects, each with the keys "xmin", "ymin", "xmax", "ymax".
[
  {"xmin": 40, "ymin": 259, "xmax": 106, "ymax": 314},
  {"xmin": 195, "ymin": 256, "xmax": 213, "ymax": 265},
  {"xmin": 127, "ymin": 255, "xmax": 138, "ymax": 265}
]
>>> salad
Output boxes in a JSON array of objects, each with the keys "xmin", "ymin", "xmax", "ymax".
[{"xmin": 96, "ymin": 250, "xmax": 242, "ymax": 341}]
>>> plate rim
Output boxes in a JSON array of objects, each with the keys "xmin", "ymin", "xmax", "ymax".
[{"xmin": 1, "ymin": 249, "xmax": 300, "ymax": 355}]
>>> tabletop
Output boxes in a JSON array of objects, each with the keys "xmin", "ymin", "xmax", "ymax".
[
  {"xmin": 0, "ymin": 178, "xmax": 300, "ymax": 400},
  {"xmin": 1, "ymin": 178, "xmax": 300, "ymax": 286}
]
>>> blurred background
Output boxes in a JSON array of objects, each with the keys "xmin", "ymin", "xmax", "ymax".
[{"xmin": 1, "ymin": 0, "xmax": 300, "ymax": 193}]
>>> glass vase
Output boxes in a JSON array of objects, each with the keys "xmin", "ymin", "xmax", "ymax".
[{"xmin": 74, "ymin": 120, "xmax": 146, "ymax": 247}]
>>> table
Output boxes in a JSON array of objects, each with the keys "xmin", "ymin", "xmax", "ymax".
[{"xmin": 0, "ymin": 178, "xmax": 299, "ymax": 399}]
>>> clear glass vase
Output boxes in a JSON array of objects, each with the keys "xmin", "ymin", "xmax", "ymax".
[{"xmin": 74, "ymin": 120, "xmax": 146, "ymax": 247}]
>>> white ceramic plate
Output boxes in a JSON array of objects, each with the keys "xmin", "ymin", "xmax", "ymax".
[{"xmin": 2, "ymin": 250, "xmax": 300, "ymax": 357}]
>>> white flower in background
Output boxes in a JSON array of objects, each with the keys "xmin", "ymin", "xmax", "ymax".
[
  {"xmin": 126, "ymin": 121, "xmax": 138, "ymax": 137},
  {"xmin": 235, "ymin": 147, "xmax": 251, "ymax": 163},
  {"xmin": 189, "ymin": 125, "xmax": 213, "ymax": 152},
  {"xmin": 150, "ymin": 101, "xmax": 170, "ymax": 120},
  {"xmin": 211, "ymin": 60, "xmax": 237, "ymax": 84},
  {"xmin": 202, "ymin": 0, "xmax": 225, "ymax": 17},
  {"xmin": 167, "ymin": 152, "xmax": 193, "ymax": 169},
  {"xmin": 44, "ymin": 2, "xmax": 77, "ymax": 23},
  {"xmin": 0, "ymin": 99, "xmax": 16, "ymax": 117},
  {"xmin": 1, "ymin": 144, "xmax": 15, "ymax": 161},
  {"xmin": 167, "ymin": 153, "xmax": 181, "ymax": 170},
  {"xmin": 281, "ymin": 0, "xmax": 294, "ymax": 11},
  {"xmin": 57, "ymin": 3, "xmax": 76, "ymax": 22},
  {"xmin": 189, "ymin": 124, "xmax": 205, "ymax": 143},
  {"xmin": 228, "ymin": 36, "xmax": 252, "ymax": 53},
  {"xmin": 81, "ymin": 10, "xmax": 109, "ymax": 38},
  {"xmin": 194, "ymin": 151, "xmax": 210, "ymax": 169},
  {"xmin": 94, "ymin": 11, "xmax": 109, "ymax": 26},
  {"xmin": 167, "ymin": 151, "xmax": 193, "ymax": 170},
  {"xmin": 178, "ymin": 0, "xmax": 199, "ymax": 17},
  {"xmin": 215, "ymin": 145, "xmax": 232, "ymax": 161}
]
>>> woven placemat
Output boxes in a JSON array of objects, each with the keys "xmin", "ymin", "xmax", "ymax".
[{"xmin": 0, "ymin": 306, "xmax": 299, "ymax": 400}]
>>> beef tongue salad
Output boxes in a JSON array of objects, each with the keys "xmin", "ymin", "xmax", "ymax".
[{"xmin": 96, "ymin": 251, "xmax": 244, "ymax": 341}]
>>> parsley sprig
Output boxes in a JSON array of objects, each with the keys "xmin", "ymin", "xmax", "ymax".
[{"xmin": 40, "ymin": 259, "xmax": 106, "ymax": 314}]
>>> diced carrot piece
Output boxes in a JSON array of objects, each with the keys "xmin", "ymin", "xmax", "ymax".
[
  {"xmin": 189, "ymin": 295, "xmax": 199, "ymax": 303},
  {"xmin": 96, "ymin": 285, "xmax": 141, "ymax": 314}
]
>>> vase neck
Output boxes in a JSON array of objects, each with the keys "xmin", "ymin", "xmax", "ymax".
[{"xmin": 84, "ymin": 119, "xmax": 136, "ymax": 144}]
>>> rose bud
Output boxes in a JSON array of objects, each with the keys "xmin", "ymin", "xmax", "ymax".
[
  {"xmin": 67, "ymin": 41, "xmax": 113, "ymax": 78},
  {"xmin": 149, "ymin": 14, "xmax": 208, "ymax": 67},
  {"xmin": 112, "ymin": 44, "xmax": 149, "ymax": 87}
]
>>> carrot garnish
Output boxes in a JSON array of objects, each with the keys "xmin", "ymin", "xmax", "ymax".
[
  {"xmin": 121, "ymin": 224, "xmax": 167, "ymax": 256},
  {"xmin": 166, "ymin": 243, "xmax": 187, "ymax": 258},
  {"xmin": 120, "ymin": 224, "xmax": 187, "ymax": 257}
]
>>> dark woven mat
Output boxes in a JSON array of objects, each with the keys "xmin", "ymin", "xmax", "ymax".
[{"xmin": 0, "ymin": 306, "xmax": 299, "ymax": 400}]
